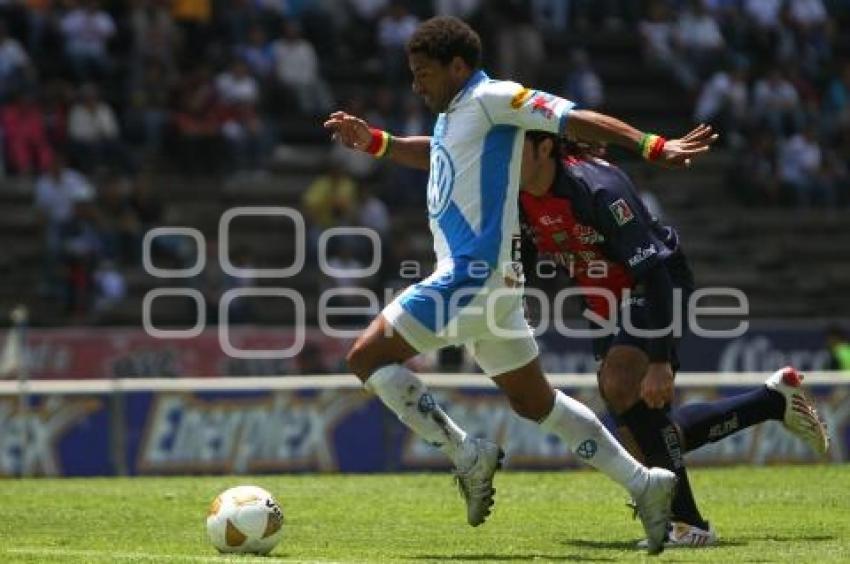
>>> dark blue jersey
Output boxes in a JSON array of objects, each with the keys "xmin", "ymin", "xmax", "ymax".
[
  {"xmin": 554, "ymin": 155, "xmax": 685, "ymax": 281},
  {"xmin": 520, "ymin": 154, "xmax": 694, "ymax": 362}
]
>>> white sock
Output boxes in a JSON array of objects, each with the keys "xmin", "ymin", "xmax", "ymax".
[
  {"xmin": 540, "ymin": 390, "xmax": 649, "ymax": 497},
  {"xmin": 365, "ymin": 364, "xmax": 476, "ymax": 469}
]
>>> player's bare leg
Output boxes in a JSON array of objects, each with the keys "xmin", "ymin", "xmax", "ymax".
[
  {"xmin": 347, "ymin": 314, "xmax": 419, "ymax": 384},
  {"xmin": 347, "ymin": 315, "xmax": 497, "ymax": 526},
  {"xmin": 493, "ymin": 357, "xmax": 676, "ymax": 554}
]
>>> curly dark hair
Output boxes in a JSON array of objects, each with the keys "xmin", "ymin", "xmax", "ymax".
[{"xmin": 406, "ymin": 16, "xmax": 482, "ymax": 69}]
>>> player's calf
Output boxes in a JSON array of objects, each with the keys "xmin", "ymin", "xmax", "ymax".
[
  {"xmin": 351, "ymin": 317, "xmax": 496, "ymax": 526},
  {"xmin": 494, "ymin": 361, "xmax": 557, "ymax": 422}
]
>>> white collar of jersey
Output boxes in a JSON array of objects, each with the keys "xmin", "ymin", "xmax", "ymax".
[{"xmin": 447, "ymin": 69, "xmax": 489, "ymax": 112}]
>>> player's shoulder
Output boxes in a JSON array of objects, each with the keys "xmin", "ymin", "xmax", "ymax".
[
  {"xmin": 567, "ymin": 155, "xmax": 626, "ymax": 180},
  {"xmin": 562, "ymin": 156, "xmax": 630, "ymax": 199},
  {"xmin": 471, "ymin": 78, "xmax": 529, "ymax": 106}
]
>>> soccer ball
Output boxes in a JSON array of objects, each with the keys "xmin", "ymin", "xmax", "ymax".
[{"xmin": 206, "ymin": 485, "xmax": 284, "ymax": 554}]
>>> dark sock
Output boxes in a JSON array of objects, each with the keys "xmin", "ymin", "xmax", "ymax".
[
  {"xmin": 619, "ymin": 401, "xmax": 708, "ymax": 529},
  {"xmin": 671, "ymin": 386, "xmax": 785, "ymax": 452}
]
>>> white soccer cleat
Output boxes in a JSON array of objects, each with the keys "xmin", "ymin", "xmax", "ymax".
[
  {"xmin": 765, "ymin": 366, "xmax": 829, "ymax": 455},
  {"xmin": 453, "ymin": 438, "xmax": 504, "ymax": 527},
  {"xmin": 637, "ymin": 521, "xmax": 718, "ymax": 549},
  {"xmin": 633, "ymin": 468, "xmax": 677, "ymax": 555}
]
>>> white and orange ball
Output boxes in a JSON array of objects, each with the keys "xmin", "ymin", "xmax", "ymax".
[{"xmin": 206, "ymin": 485, "xmax": 284, "ymax": 555}]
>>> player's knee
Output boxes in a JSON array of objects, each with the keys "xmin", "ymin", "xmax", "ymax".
[
  {"xmin": 598, "ymin": 368, "xmax": 638, "ymax": 414},
  {"xmin": 346, "ymin": 340, "xmax": 376, "ymax": 382},
  {"xmin": 598, "ymin": 347, "xmax": 646, "ymax": 413}
]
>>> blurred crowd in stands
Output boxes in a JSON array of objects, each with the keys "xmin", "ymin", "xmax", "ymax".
[
  {"xmin": 636, "ymin": 0, "xmax": 850, "ymax": 207},
  {"xmin": 0, "ymin": 0, "xmax": 848, "ymax": 323}
]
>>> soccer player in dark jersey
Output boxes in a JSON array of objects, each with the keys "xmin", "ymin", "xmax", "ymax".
[{"xmin": 518, "ymin": 130, "xmax": 830, "ymax": 547}]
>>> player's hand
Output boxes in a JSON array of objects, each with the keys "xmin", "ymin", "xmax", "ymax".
[
  {"xmin": 323, "ymin": 111, "xmax": 373, "ymax": 152},
  {"xmin": 641, "ymin": 362, "xmax": 675, "ymax": 408},
  {"xmin": 658, "ymin": 124, "xmax": 719, "ymax": 169}
]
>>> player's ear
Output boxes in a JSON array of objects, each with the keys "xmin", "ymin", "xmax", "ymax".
[{"xmin": 449, "ymin": 56, "xmax": 470, "ymax": 78}]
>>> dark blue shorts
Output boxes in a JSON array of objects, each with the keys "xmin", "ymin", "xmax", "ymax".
[
  {"xmin": 592, "ymin": 253, "xmax": 694, "ymax": 371},
  {"xmin": 591, "ymin": 285, "xmax": 692, "ymax": 373}
]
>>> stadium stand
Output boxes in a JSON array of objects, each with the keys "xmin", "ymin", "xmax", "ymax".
[{"xmin": 0, "ymin": 1, "xmax": 849, "ymax": 328}]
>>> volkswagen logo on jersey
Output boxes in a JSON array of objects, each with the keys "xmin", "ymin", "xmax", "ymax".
[{"xmin": 427, "ymin": 144, "xmax": 455, "ymax": 218}]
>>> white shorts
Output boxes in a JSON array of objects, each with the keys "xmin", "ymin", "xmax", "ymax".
[{"xmin": 382, "ymin": 259, "xmax": 538, "ymax": 376}]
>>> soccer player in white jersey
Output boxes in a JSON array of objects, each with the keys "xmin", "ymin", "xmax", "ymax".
[{"xmin": 325, "ymin": 16, "xmax": 715, "ymax": 554}]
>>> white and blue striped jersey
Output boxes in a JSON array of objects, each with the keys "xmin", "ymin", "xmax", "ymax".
[{"xmin": 426, "ymin": 70, "xmax": 575, "ymax": 272}]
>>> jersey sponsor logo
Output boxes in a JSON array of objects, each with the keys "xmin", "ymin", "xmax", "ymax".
[
  {"xmin": 609, "ymin": 198, "xmax": 634, "ymax": 226},
  {"xmin": 539, "ymin": 214, "xmax": 563, "ymax": 226},
  {"xmin": 572, "ymin": 224, "xmax": 604, "ymax": 244},
  {"xmin": 627, "ymin": 244, "xmax": 657, "ymax": 267},
  {"xmin": 427, "ymin": 144, "xmax": 455, "ymax": 218},
  {"xmin": 510, "ymin": 86, "xmax": 533, "ymax": 109},
  {"xmin": 530, "ymin": 94, "xmax": 557, "ymax": 120}
]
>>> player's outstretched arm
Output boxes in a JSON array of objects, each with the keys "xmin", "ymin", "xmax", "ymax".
[
  {"xmin": 323, "ymin": 111, "xmax": 431, "ymax": 171},
  {"xmin": 564, "ymin": 110, "xmax": 718, "ymax": 168}
]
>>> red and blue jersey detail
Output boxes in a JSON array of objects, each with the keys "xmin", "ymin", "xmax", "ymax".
[
  {"xmin": 520, "ymin": 188, "xmax": 633, "ymax": 319},
  {"xmin": 520, "ymin": 155, "xmax": 687, "ymax": 319}
]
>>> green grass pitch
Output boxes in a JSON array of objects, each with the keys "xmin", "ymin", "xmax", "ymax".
[{"xmin": 1, "ymin": 465, "xmax": 848, "ymax": 563}]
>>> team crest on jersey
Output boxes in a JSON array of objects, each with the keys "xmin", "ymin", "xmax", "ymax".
[
  {"xmin": 609, "ymin": 198, "xmax": 634, "ymax": 226},
  {"xmin": 510, "ymin": 86, "xmax": 533, "ymax": 109}
]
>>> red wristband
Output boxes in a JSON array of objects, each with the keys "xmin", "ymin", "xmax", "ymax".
[
  {"xmin": 366, "ymin": 128, "xmax": 391, "ymax": 157},
  {"xmin": 648, "ymin": 136, "xmax": 666, "ymax": 160},
  {"xmin": 639, "ymin": 133, "xmax": 667, "ymax": 161}
]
